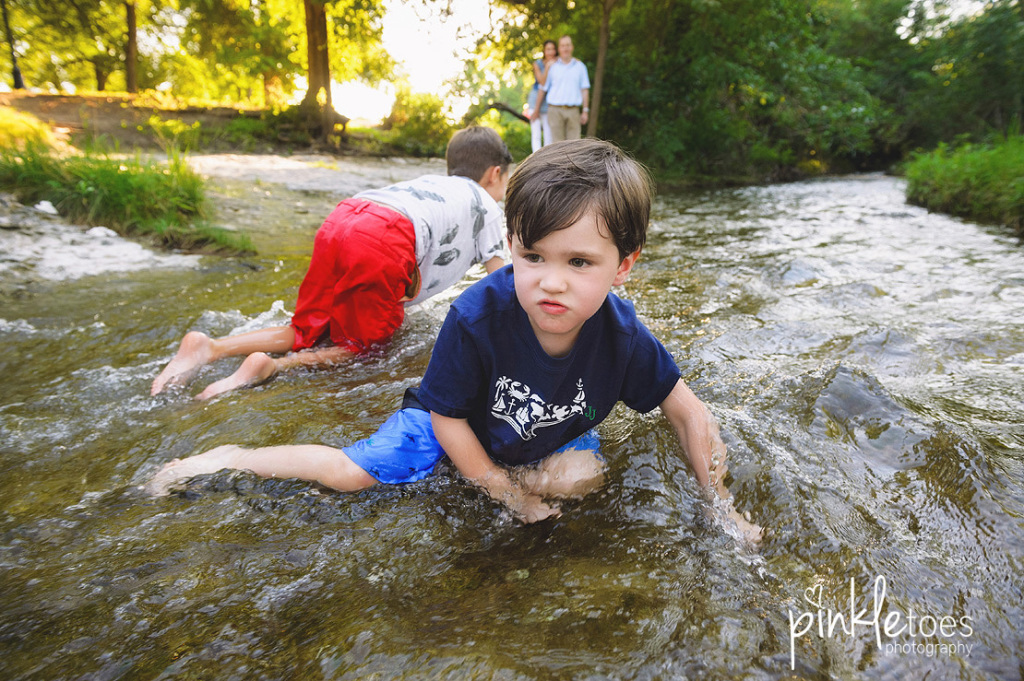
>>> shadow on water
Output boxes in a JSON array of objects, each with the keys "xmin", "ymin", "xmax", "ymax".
[{"xmin": 2, "ymin": 173, "xmax": 1023, "ymax": 679}]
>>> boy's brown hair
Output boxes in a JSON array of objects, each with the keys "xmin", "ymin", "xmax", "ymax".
[
  {"xmin": 505, "ymin": 139, "xmax": 654, "ymax": 259},
  {"xmin": 446, "ymin": 126, "xmax": 513, "ymax": 182}
]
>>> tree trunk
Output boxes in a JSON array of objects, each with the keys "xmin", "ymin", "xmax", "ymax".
[
  {"xmin": 301, "ymin": 0, "xmax": 331, "ymax": 111},
  {"xmin": 586, "ymin": 0, "xmax": 616, "ymax": 138},
  {"xmin": 0, "ymin": 0, "xmax": 24, "ymax": 89},
  {"xmin": 94, "ymin": 62, "xmax": 107, "ymax": 91},
  {"xmin": 125, "ymin": 1, "xmax": 138, "ymax": 93}
]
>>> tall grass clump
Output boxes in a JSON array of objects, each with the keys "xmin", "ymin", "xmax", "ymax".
[
  {"xmin": 0, "ymin": 107, "xmax": 56, "ymax": 149},
  {"xmin": 905, "ymin": 136, "xmax": 1024, "ymax": 236},
  {"xmin": 0, "ymin": 144, "xmax": 254, "ymax": 254}
]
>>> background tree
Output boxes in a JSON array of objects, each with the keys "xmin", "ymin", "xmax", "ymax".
[
  {"xmin": 126, "ymin": 1, "xmax": 138, "ymax": 92},
  {"xmin": 586, "ymin": 0, "xmax": 616, "ymax": 137},
  {"xmin": 1, "ymin": 0, "xmax": 24, "ymax": 88}
]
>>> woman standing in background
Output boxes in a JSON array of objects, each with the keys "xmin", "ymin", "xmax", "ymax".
[{"xmin": 526, "ymin": 40, "xmax": 556, "ymax": 152}]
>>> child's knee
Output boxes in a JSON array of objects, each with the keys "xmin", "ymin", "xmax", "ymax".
[
  {"xmin": 320, "ymin": 450, "xmax": 377, "ymax": 492},
  {"xmin": 527, "ymin": 449, "xmax": 605, "ymax": 499}
]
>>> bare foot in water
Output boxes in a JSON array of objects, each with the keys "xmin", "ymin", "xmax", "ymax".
[
  {"xmin": 151, "ymin": 331, "xmax": 215, "ymax": 395},
  {"xmin": 195, "ymin": 352, "xmax": 277, "ymax": 401},
  {"xmin": 143, "ymin": 445, "xmax": 246, "ymax": 496}
]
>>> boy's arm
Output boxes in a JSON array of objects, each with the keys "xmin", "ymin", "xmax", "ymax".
[
  {"xmin": 484, "ymin": 256, "xmax": 505, "ymax": 274},
  {"xmin": 659, "ymin": 379, "xmax": 763, "ymax": 543},
  {"xmin": 658, "ymin": 379, "xmax": 726, "ymax": 491},
  {"xmin": 430, "ymin": 412, "xmax": 560, "ymax": 523}
]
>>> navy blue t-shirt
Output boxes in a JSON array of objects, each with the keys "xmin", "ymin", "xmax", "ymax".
[{"xmin": 417, "ymin": 266, "xmax": 681, "ymax": 466}]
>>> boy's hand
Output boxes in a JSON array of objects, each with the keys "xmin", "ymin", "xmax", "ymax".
[
  {"xmin": 508, "ymin": 491, "xmax": 561, "ymax": 524},
  {"xmin": 429, "ymin": 413, "xmax": 561, "ymax": 524},
  {"xmin": 481, "ymin": 472, "xmax": 561, "ymax": 523}
]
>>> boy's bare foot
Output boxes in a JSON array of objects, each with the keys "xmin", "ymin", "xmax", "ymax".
[
  {"xmin": 728, "ymin": 507, "xmax": 764, "ymax": 547},
  {"xmin": 143, "ymin": 445, "xmax": 246, "ymax": 496},
  {"xmin": 151, "ymin": 331, "xmax": 215, "ymax": 395},
  {"xmin": 195, "ymin": 352, "xmax": 278, "ymax": 401}
]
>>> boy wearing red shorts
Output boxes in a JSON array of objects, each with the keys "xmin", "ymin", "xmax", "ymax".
[{"xmin": 151, "ymin": 126, "xmax": 511, "ymax": 400}]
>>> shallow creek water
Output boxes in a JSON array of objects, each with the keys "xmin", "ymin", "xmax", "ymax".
[{"xmin": 1, "ymin": 167, "xmax": 1022, "ymax": 680}]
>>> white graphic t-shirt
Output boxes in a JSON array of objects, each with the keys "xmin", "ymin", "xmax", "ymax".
[{"xmin": 356, "ymin": 175, "xmax": 505, "ymax": 305}]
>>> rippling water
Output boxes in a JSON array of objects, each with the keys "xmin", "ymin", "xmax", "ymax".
[{"xmin": 2, "ymin": 174, "xmax": 1022, "ymax": 679}]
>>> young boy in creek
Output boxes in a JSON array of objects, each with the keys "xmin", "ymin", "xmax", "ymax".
[
  {"xmin": 147, "ymin": 140, "xmax": 760, "ymax": 540},
  {"xmin": 150, "ymin": 126, "xmax": 511, "ymax": 400}
]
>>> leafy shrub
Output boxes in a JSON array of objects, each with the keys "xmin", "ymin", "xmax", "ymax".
[
  {"xmin": 0, "ymin": 144, "xmax": 253, "ymax": 253},
  {"xmin": 145, "ymin": 115, "xmax": 203, "ymax": 151},
  {"xmin": 0, "ymin": 108, "xmax": 56, "ymax": 149},
  {"xmin": 905, "ymin": 137, "xmax": 1024, "ymax": 234},
  {"xmin": 383, "ymin": 88, "xmax": 455, "ymax": 157}
]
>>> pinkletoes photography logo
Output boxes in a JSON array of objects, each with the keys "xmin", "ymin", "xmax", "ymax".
[{"xmin": 787, "ymin": 575, "xmax": 974, "ymax": 670}]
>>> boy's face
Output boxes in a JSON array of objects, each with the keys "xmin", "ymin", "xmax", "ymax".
[{"xmin": 509, "ymin": 210, "xmax": 639, "ymax": 357}]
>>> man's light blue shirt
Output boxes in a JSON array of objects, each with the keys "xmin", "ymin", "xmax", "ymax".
[{"xmin": 542, "ymin": 58, "xmax": 591, "ymax": 106}]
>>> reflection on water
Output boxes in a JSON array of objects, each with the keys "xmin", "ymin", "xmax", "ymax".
[{"xmin": 2, "ymin": 174, "xmax": 1022, "ymax": 679}]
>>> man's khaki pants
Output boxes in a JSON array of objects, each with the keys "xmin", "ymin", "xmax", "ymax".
[{"xmin": 547, "ymin": 105, "xmax": 582, "ymax": 142}]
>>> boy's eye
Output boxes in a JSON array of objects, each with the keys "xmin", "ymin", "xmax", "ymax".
[
  {"xmin": 569, "ymin": 257, "xmax": 589, "ymax": 267},
  {"xmin": 523, "ymin": 253, "xmax": 541, "ymax": 263}
]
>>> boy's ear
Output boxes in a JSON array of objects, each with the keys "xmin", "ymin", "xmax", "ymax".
[
  {"xmin": 612, "ymin": 249, "xmax": 641, "ymax": 286},
  {"xmin": 479, "ymin": 165, "xmax": 508, "ymax": 202},
  {"xmin": 478, "ymin": 165, "xmax": 502, "ymax": 188}
]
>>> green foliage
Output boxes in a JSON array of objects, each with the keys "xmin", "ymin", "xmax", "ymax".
[
  {"xmin": 0, "ymin": 0, "xmax": 132, "ymax": 91},
  {"xmin": 905, "ymin": 136, "xmax": 1024, "ymax": 234},
  {"xmin": 0, "ymin": 108, "xmax": 56, "ymax": 149},
  {"xmin": 0, "ymin": 144, "xmax": 253, "ymax": 254},
  {"xmin": 382, "ymin": 87, "xmax": 455, "ymax": 157},
  {"xmin": 484, "ymin": 111, "xmax": 531, "ymax": 164},
  {"xmin": 819, "ymin": 0, "xmax": 1024, "ymax": 154},
  {"xmin": 3, "ymin": 0, "xmax": 393, "ymax": 112},
  {"xmin": 145, "ymin": 115, "xmax": 202, "ymax": 151},
  {"xmin": 483, "ymin": 0, "xmax": 1022, "ymax": 179},
  {"xmin": 452, "ymin": 57, "xmax": 532, "ymax": 162},
  {"xmin": 6, "ymin": 0, "xmax": 1020, "ymax": 184},
  {"xmin": 488, "ymin": 0, "xmax": 885, "ymax": 179}
]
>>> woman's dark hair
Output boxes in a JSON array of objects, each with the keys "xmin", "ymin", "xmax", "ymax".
[{"xmin": 505, "ymin": 139, "xmax": 654, "ymax": 259}]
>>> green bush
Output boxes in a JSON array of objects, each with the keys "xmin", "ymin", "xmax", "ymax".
[
  {"xmin": 905, "ymin": 136, "xmax": 1024, "ymax": 234},
  {"xmin": 0, "ymin": 108, "xmax": 56, "ymax": 149},
  {"xmin": 145, "ymin": 115, "xmax": 203, "ymax": 151},
  {"xmin": 0, "ymin": 144, "xmax": 254, "ymax": 253},
  {"xmin": 383, "ymin": 88, "xmax": 455, "ymax": 157},
  {"xmin": 221, "ymin": 116, "xmax": 275, "ymax": 146}
]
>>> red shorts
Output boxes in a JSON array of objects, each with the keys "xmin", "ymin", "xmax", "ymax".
[{"xmin": 290, "ymin": 198, "xmax": 416, "ymax": 352}]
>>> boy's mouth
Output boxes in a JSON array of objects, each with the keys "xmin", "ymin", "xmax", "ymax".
[{"xmin": 538, "ymin": 299, "xmax": 568, "ymax": 314}]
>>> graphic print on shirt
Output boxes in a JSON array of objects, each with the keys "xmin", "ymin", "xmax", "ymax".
[
  {"xmin": 383, "ymin": 185, "xmax": 446, "ymax": 203},
  {"xmin": 491, "ymin": 376, "xmax": 588, "ymax": 440}
]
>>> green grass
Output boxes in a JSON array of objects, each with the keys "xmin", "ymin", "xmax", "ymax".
[
  {"xmin": 0, "ymin": 107, "xmax": 57, "ymax": 149},
  {"xmin": 905, "ymin": 136, "xmax": 1024, "ymax": 235},
  {"xmin": 0, "ymin": 144, "xmax": 254, "ymax": 254}
]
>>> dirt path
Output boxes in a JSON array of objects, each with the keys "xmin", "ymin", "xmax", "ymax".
[
  {"xmin": 1, "ymin": 91, "xmax": 257, "ymax": 147},
  {"xmin": 2, "ymin": 91, "xmax": 446, "ymax": 195}
]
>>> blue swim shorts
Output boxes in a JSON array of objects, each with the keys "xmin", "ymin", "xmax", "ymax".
[{"xmin": 343, "ymin": 408, "xmax": 600, "ymax": 485}]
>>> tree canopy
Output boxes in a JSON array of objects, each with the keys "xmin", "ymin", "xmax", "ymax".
[{"xmin": 2, "ymin": 0, "xmax": 1020, "ymax": 177}]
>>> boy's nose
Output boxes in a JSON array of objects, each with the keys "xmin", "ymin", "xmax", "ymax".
[{"xmin": 539, "ymin": 268, "xmax": 568, "ymax": 293}]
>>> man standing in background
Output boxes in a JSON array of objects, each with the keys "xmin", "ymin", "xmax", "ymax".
[{"xmin": 533, "ymin": 35, "xmax": 590, "ymax": 142}]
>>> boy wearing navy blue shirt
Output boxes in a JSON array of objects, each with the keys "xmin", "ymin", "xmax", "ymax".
[{"xmin": 147, "ymin": 140, "xmax": 759, "ymax": 538}]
